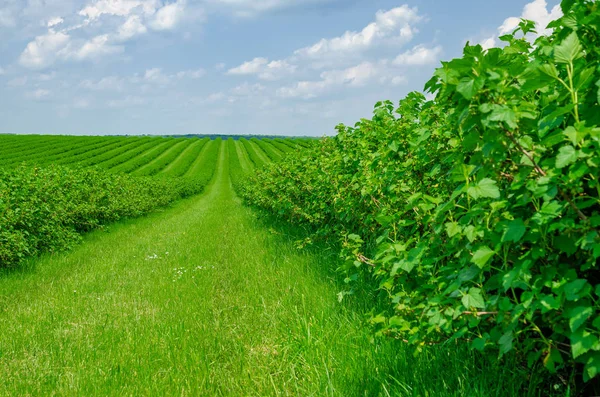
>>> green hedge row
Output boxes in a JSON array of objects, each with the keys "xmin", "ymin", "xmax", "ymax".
[
  {"xmin": 240, "ymin": 1, "xmax": 600, "ymax": 388},
  {"xmin": 0, "ymin": 165, "xmax": 196, "ymax": 267}
]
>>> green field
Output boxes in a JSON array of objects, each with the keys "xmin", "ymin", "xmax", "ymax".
[
  {"xmin": 0, "ymin": 135, "xmax": 547, "ymax": 395},
  {"xmin": 2, "ymin": 5, "xmax": 599, "ymax": 393}
]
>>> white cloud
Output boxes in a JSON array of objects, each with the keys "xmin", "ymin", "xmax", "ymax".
[
  {"xmin": 149, "ymin": 0, "xmax": 186, "ymax": 31},
  {"xmin": 480, "ymin": 36, "xmax": 497, "ymax": 50},
  {"xmin": 230, "ymin": 82, "xmax": 265, "ymax": 96},
  {"xmin": 37, "ymin": 72, "xmax": 56, "ymax": 81},
  {"xmin": 227, "ymin": 57, "xmax": 296, "ymax": 80},
  {"xmin": 393, "ymin": 45, "xmax": 442, "ymax": 66},
  {"xmin": 140, "ymin": 67, "xmax": 206, "ymax": 84},
  {"xmin": 294, "ymin": 6, "xmax": 422, "ymax": 61},
  {"xmin": 176, "ymin": 69, "xmax": 206, "ymax": 79},
  {"xmin": 277, "ymin": 61, "xmax": 402, "ymax": 99},
  {"xmin": 227, "ymin": 5, "xmax": 424, "ymax": 86},
  {"xmin": 107, "ymin": 95, "xmax": 147, "ymax": 108},
  {"xmin": 47, "ymin": 17, "xmax": 64, "ymax": 28},
  {"xmin": 117, "ymin": 15, "xmax": 147, "ymax": 40},
  {"xmin": 144, "ymin": 67, "xmax": 170, "ymax": 83},
  {"xmin": 19, "ymin": 29, "xmax": 126, "ymax": 69},
  {"xmin": 480, "ymin": 0, "xmax": 562, "ymax": 49},
  {"xmin": 19, "ymin": 30, "xmax": 71, "ymax": 69},
  {"xmin": 228, "ymin": 57, "xmax": 267, "ymax": 75},
  {"xmin": 79, "ymin": 0, "xmax": 159, "ymax": 20},
  {"xmin": 498, "ymin": 17, "xmax": 522, "ymax": 36},
  {"xmin": 71, "ymin": 34, "xmax": 124, "ymax": 60},
  {"xmin": 26, "ymin": 89, "xmax": 51, "ymax": 100},
  {"xmin": 0, "ymin": 67, "xmax": 5, "ymax": 76},
  {"xmin": 80, "ymin": 76, "xmax": 125, "ymax": 91}
]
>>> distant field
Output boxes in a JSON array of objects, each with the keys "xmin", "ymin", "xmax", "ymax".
[{"xmin": 0, "ymin": 135, "xmax": 308, "ymax": 176}]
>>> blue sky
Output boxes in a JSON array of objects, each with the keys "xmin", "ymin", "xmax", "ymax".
[{"xmin": 0, "ymin": 0, "xmax": 561, "ymax": 136}]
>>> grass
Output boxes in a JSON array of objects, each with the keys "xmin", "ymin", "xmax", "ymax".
[{"xmin": 0, "ymin": 142, "xmax": 558, "ymax": 396}]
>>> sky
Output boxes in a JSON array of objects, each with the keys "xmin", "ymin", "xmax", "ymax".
[{"xmin": 0, "ymin": 0, "xmax": 561, "ymax": 136}]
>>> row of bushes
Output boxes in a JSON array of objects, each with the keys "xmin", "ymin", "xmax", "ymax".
[
  {"xmin": 0, "ymin": 165, "xmax": 204, "ymax": 267},
  {"xmin": 240, "ymin": 0, "xmax": 600, "ymax": 389}
]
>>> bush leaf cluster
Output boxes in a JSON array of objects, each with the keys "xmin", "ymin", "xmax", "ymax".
[
  {"xmin": 241, "ymin": 0, "xmax": 600, "ymax": 383},
  {"xmin": 0, "ymin": 165, "xmax": 192, "ymax": 267}
]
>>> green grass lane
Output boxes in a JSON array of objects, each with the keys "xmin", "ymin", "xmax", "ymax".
[{"xmin": 0, "ymin": 142, "xmax": 538, "ymax": 396}]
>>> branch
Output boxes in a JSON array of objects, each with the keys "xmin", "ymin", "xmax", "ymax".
[
  {"xmin": 462, "ymin": 311, "xmax": 498, "ymax": 316},
  {"xmin": 357, "ymin": 253, "xmax": 376, "ymax": 267}
]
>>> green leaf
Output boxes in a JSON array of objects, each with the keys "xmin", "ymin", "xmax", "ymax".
[
  {"xmin": 457, "ymin": 77, "xmax": 484, "ymax": 100},
  {"xmin": 499, "ymin": 331, "xmax": 513, "ymax": 356},
  {"xmin": 584, "ymin": 354, "xmax": 600, "ymax": 382},
  {"xmin": 471, "ymin": 246, "xmax": 495, "ymax": 269},
  {"xmin": 468, "ymin": 178, "xmax": 500, "ymax": 200},
  {"xmin": 461, "ymin": 287, "xmax": 485, "ymax": 309},
  {"xmin": 556, "ymin": 145, "xmax": 578, "ymax": 168},
  {"xmin": 540, "ymin": 295, "xmax": 560, "ymax": 313},
  {"xmin": 472, "ymin": 337, "xmax": 487, "ymax": 351},
  {"xmin": 554, "ymin": 32, "xmax": 583, "ymax": 64},
  {"xmin": 539, "ymin": 64, "xmax": 559, "ymax": 79},
  {"xmin": 489, "ymin": 106, "xmax": 518, "ymax": 129},
  {"xmin": 464, "ymin": 225, "xmax": 483, "ymax": 243},
  {"xmin": 502, "ymin": 219, "xmax": 526, "ymax": 243},
  {"xmin": 571, "ymin": 329, "xmax": 597, "ymax": 359},
  {"xmin": 445, "ymin": 222, "xmax": 462, "ymax": 238},
  {"xmin": 575, "ymin": 66, "xmax": 596, "ymax": 90},
  {"xmin": 565, "ymin": 279, "xmax": 588, "ymax": 301},
  {"xmin": 568, "ymin": 306, "xmax": 593, "ymax": 332},
  {"xmin": 563, "ymin": 126, "xmax": 579, "ymax": 146}
]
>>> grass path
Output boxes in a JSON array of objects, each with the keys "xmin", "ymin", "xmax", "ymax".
[{"xmin": 0, "ymin": 143, "xmax": 537, "ymax": 396}]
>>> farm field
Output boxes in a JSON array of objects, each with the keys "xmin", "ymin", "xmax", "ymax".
[
  {"xmin": 2, "ymin": 3, "xmax": 599, "ymax": 394},
  {"xmin": 0, "ymin": 135, "xmax": 541, "ymax": 395}
]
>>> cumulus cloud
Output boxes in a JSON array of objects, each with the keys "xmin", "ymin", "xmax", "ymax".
[
  {"xmin": 0, "ymin": 67, "xmax": 5, "ymax": 75},
  {"xmin": 480, "ymin": 0, "xmax": 562, "ymax": 49},
  {"xmin": 117, "ymin": 15, "xmax": 147, "ymax": 40},
  {"xmin": 230, "ymin": 82, "xmax": 265, "ymax": 96},
  {"xmin": 393, "ymin": 45, "xmax": 442, "ymax": 66},
  {"xmin": 294, "ymin": 6, "xmax": 422, "ymax": 61},
  {"xmin": 227, "ymin": 57, "xmax": 296, "ymax": 80},
  {"xmin": 277, "ymin": 61, "xmax": 404, "ymax": 99},
  {"xmin": 71, "ymin": 34, "xmax": 124, "ymax": 60},
  {"xmin": 19, "ymin": 30, "xmax": 71, "ymax": 69},
  {"xmin": 19, "ymin": 29, "xmax": 128, "ymax": 69},
  {"xmin": 80, "ymin": 76, "xmax": 126, "ymax": 91},
  {"xmin": 47, "ymin": 17, "xmax": 64, "ymax": 28},
  {"xmin": 223, "ymin": 5, "xmax": 430, "ymax": 102},
  {"xmin": 149, "ymin": 0, "xmax": 186, "ymax": 30},
  {"xmin": 79, "ymin": 0, "xmax": 159, "ymax": 20},
  {"xmin": 176, "ymin": 69, "xmax": 206, "ymax": 79},
  {"xmin": 80, "ymin": 67, "xmax": 204, "ymax": 92}
]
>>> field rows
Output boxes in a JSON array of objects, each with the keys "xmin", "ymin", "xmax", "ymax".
[{"xmin": 0, "ymin": 135, "xmax": 305, "ymax": 180}]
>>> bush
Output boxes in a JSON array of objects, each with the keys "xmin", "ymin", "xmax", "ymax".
[
  {"xmin": 0, "ymin": 165, "xmax": 189, "ymax": 267},
  {"xmin": 241, "ymin": 0, "xmax": 600, "ymax": 387}
]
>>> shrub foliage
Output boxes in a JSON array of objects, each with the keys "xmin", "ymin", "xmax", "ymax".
[
  {"xmin": 0, "ymin": 165, "xmax": 191, "ymax": 267},
  {"xmin": 241, "ymin": 1, "xmax": 600, "ymax": 383}
]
